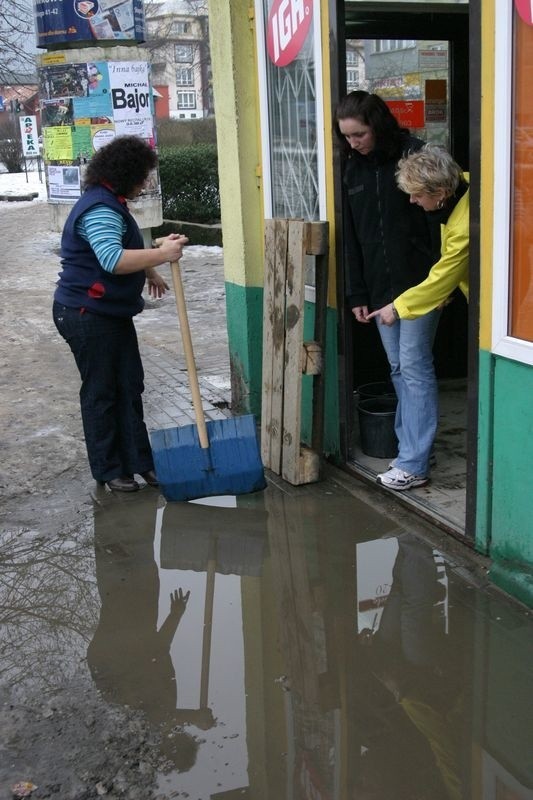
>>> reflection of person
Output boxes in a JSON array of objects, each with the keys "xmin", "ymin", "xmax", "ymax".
[
  {"xmin": 87, "ymin": 491, "xmax": 203, "ymax": 772},
  {"xmin": 53, "ymin": 136, "xmax": 188, "ymax": 492},
  {"xmin": 358, "ymin": 538, "xmax": 463, "ymax": 800},
  {"xmin": 334, "ymin": 91, "xmax": 438, "ymax": 492}
]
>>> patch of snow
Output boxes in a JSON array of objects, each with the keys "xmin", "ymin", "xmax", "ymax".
[{"xmin": 0, "ymin": 169, "xmax": 48, "ymax": 209}]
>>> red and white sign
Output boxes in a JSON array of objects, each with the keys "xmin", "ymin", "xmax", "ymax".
[
  {"xmin": 385, "ymin": 100, "xmax": 425, "ymax": 130},
  {"xmin": 19, "ymin": 115, "xmax": 39, "ymax": 157},
  {"xmin": 266, "ymin": 0, "xmax": 313, "ymax": 67},
  {"xmin": 515, "ymin": 0, "xmax": 533, "ymax": 25}
]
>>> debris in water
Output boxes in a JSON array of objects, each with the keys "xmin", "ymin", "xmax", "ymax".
[{"xmin": 11, "ymin": 782, "xmax": 37, "ymax": 798}]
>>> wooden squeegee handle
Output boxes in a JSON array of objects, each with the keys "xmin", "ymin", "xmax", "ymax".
[{"xmin": 169, "ymin": 259, "xmax": 209, "ymax": 449}]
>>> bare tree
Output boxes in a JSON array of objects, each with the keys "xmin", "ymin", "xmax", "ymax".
[{"xmin": 0, "ymin": 0, "xmax": 35, "ymax": 83}]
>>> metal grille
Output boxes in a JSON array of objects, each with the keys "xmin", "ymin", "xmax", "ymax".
[{"xmin": 265, "ymin": 43, "xmax": 319, "ymax": 220}]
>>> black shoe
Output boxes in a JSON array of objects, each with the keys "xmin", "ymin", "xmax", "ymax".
[
  {"xmin": 140, "ymin": 470, "xmax": 159, "ymax": 487},
  {"xmin": 99, "ymin": 476, "xmax": 139, "ymax": 492}
]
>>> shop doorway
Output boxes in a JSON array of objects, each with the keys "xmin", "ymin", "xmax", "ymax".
[{"xmin": 335, "ymin": 2, "xmax": 476, "ymax": 538}]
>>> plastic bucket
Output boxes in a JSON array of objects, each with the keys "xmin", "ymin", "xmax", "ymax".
[
  {"xmin": 358, "ymin": 396, "xmax": 398, "ymax": 458},
  {"xmin": 357, "ymin": 380, "xmax": 396, "ymax": 403}
]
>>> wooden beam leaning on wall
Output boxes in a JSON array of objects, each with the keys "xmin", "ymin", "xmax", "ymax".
[{"xmin": 261, "ymin": 218, "xmax": 329, "ymax": 485}]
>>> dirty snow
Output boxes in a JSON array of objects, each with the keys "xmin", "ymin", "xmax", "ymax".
[{"xmin": 0, "ymin": 171, "xmax": 223, "ymax": 256}]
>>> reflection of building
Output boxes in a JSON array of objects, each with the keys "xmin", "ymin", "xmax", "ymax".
[
  {"xmin": 345, "ymin": 39, "xmax": 365, "ymax": 91},
  {"xmin": 146, "ymin": 0, "xmax": 212, "ymax": 120}
]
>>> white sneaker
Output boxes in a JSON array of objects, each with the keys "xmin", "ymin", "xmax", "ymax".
[{"xmin": 377, "ymin": 466, "xmax": 429, "ymax": 491}]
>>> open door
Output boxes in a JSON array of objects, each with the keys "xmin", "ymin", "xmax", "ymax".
[{"xmin": 335, "ymin": 1, "xmax": 477, "ymax": 539}]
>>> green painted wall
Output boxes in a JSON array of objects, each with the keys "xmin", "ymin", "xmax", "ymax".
[
  {"xmin": 225, "ymin": 282, "xmax": 340, "ymax": 457},
  {"xmin": 478, "ymin": 349, "xmax": 533, "ymax": 605},
  {"xmin": 225, "ymin": 282, "xmax": 264, "ymax": 416},
  {"xmin": 475, "ymin": 349, "xmax": 494, "ymax": 554}
]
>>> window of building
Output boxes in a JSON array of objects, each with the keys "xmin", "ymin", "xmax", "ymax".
[
  {"xmin": 176, "ymin": 67, "xmax": 194, "ymax": 86},
  {"xmin": 170, "ymin": 20, "xmax": 190, "ymax": 36},
  {"xmin": 346, "ymin": 50, "xmax": 360, "ymax": 65},
  {"xmin": 178, "ymin": 91, "xmax": 196, "ymax": 109},
  {"xmin": 257, "ymin": 0, "xmax": 323, "ymax": 221},
  {"xmin": 174, "ymin": 44, "xmax": 194, "ymax": 63},
  {"xmin": 346, "ymin": 68, "xmax": 360, "ymax": 89},
  {"xmin": 371, "ymin": 40, "xmax": 416, "ymax": 53}
]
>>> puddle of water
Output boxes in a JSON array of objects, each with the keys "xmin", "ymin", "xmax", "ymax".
[{"xmin": 2, "ymin": 483, "xmax": 533, "ymax": 799}]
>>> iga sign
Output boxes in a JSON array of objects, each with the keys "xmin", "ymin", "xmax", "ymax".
[
  {"xmin": 267, "ymin": 0, "xmax": 313, "ymax": 67},
  {"xmin": 19, "ymin": 115, "xmax": 39, "ymax": 157}
]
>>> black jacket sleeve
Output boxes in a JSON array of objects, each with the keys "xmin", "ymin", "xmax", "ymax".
[{"xmin": 343, "ymin": 189, "xmax": 368, "ymax": 308}]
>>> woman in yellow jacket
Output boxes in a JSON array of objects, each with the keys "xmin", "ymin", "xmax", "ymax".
[{"xmin": 367, "ymin": 145, "xmax": 469, "ymax": 491}]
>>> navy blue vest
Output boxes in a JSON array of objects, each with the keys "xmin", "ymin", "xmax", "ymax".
[{"xmin": 55, "ymin": 185, "xmax": 146, "ymax": 318}]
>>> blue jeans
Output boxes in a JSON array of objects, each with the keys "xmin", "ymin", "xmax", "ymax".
[
  {"xmin": 53, "ymin": 301, "xmax": 154, "ymax": 482},
  {"xmin": 376, "ymin": 309, "xmax": 441, "ymax": 477}
]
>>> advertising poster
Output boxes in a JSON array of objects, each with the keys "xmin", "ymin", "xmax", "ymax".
[
  {"xmin": 38, "ymin": 59, "xmax": 158, "ymax": 202},
  {"xmin": 47, "ymin": 164, "xmax": 82, "ymax": 200},
  {"xmin": 34, "ymin": 0, "xmax": 145, "ymax": 47}
]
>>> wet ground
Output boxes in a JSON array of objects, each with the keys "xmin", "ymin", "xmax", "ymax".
[
  {"xmin": 2, "ymin": 203, "xmax": 533, "ymax": 799},
  {"xmin": 2, "ymin": 475, "xmax": 533, "ymax": 799}
]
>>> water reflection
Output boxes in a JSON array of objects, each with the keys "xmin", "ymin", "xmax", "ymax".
[
  {"xmin": 88, "ymin": 490, "xmax": 201, "ymax": 771},
  {"xmin": 83, "ymin": 484, "xmax": 533, "ymax": 800},
  {"xmin": 0, "ymin": 521, "xmax": 97, "ymax": 694}
]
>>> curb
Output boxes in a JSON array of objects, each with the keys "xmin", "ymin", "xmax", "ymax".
[{"xmin": 0, "ymin": 192, "xmax": 39, "ymax": 202}]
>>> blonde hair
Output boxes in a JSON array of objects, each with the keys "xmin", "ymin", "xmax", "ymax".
[{"xmin": 396, "ymin": 144, "xmax": 463, "ymax": 198}]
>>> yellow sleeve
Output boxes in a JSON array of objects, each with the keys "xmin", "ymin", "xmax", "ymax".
[{"xmin": 394, "ymin": 192, "xmax": 469, "ymax": 320}]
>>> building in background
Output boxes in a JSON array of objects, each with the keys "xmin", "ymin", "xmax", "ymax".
[
  {"xmin": 146, "ymin": 0, "xmax": 212, "ymax": 120},
  {"xmin": 0, "ymin": 75, "xmax": 39, "ymax": 118},
  {"xmin": 345, "ymin": 39, "xmax": 365, "ymax": 91}
]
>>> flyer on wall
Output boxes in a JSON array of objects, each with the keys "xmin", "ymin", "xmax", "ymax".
[{"xmin": 38, "ymin": 60, "xmax": 159, "ymax": 203}]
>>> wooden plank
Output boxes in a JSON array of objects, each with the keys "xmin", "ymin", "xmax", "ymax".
[
  {"xmin": 265, "ymin": 490, "xmax": 319, "ymax": 706},
  {"xmin": 261, "ymin": 219, "xmax": 288, "ymax": 474},
  {"xmin": 282, "ymin": 220, "xmax": 306, "ymax": 484},
  {"xmin": 261, "ymin": 219, "xmax": 276, "ymax": 470}
]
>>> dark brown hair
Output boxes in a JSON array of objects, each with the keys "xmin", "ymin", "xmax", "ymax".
[
  {"xmin": 84, "ymin": 135, "xmax": 158, "ymax": 196},
  {"xmin": 334, "ymin": 90, "xmax": 405, "ymax": 159}
]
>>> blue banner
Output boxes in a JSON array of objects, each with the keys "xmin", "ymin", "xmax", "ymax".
[{"xmin": 33, "ymin": 0, "xmax": 145, "ymax": 47}]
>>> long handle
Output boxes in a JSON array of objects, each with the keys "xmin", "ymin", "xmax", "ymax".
[
  {"xmin": 170, "ymin": 259, "xmax": 209, "ymax": 449},
  {"xmin": 199, "ymin": 538, "xmax": 217, "ymax": 708}
]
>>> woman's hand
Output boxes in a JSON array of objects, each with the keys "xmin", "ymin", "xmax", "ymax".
[
  {"xmin": 157, "ymin": 233, "xmax": 188, "ymax": 263},
  {"xmin": 366, "ymin": 303, "xmax": 397, "ymax": 326},
  {"xmin": 352, "ymin": 305, "xmax": 370, "ymax": 324},
  {"xmin": 146, "ymin": 270, "xmax": 169, "ymax": 298}
]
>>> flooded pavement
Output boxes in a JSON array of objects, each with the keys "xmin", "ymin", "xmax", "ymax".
[
  {"xmin": 5, "ymin": 194, "xmax": 532, "ymax": 799},
  {"xmin": 2, "ymin": 473, "xmax": 533, "ymax": 800}
]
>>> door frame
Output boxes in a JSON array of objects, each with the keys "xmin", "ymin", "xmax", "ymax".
[{"xmin": 329, "ymin": 0, "xmax": 481, "ymax": 541}]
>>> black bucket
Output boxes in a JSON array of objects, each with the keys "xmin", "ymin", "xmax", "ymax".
[
  {"xmin": 357, "ymin": 380, "xmax": 396, "ymax": 403},
  {"xmin": 358, "ymin": 396, "xmax": 398, "ymax": 458}
]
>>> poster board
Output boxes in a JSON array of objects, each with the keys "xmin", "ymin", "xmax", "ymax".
[{"xmin": 38, "ymin": 59, "xmax": 159, "ymax": 203}]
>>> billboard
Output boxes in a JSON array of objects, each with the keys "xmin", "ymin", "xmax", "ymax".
[
  {"xmin": 38, "ymin": 59, "xmax": 158, "ymax": 202},
  {"xmin": 33, "ymin": 0, "xmax": 145, "ymax": 48}
]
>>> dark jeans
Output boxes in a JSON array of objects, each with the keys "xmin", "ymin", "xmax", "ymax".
[{"xmin": 53, "ymin": 301, "xmax": 154, "ymax": 482}]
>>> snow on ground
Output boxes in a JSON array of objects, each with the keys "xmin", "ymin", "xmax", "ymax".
[
  {"xmin": 0, "ymin": 169, "xmax": 48, "ymax": 209},
  {"xmin": 0, "ymin": 171, "xmax": 223, "ymax": 256}
]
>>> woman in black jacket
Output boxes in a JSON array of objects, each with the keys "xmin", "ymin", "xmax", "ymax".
[{"xmin": 335, "ymin": 91, "xmax": 440, "ymax": 491}]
